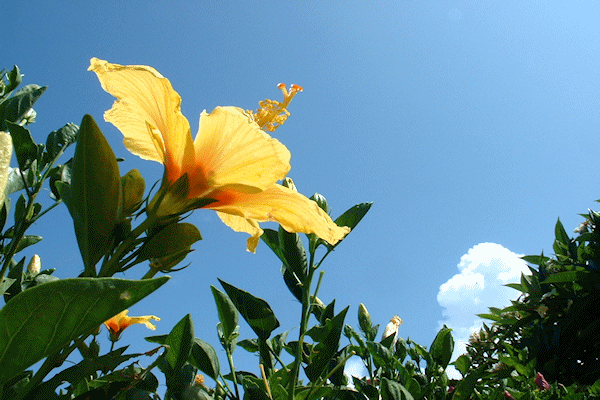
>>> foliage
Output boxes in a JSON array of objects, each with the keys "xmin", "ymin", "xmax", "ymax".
[{"xmin": 467, "ymin": 211, "xmax": 600, "ymax": 398}]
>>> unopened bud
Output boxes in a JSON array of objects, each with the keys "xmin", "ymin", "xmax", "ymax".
[
  {"xmin": 20, "ymin": 108, "xmax": 37, "ymax": 125},
  {"xmin": 27, "ymin": 254, "xmax": 41, "ymax": 275}
]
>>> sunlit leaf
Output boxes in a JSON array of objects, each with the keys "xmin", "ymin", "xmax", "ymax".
[
  {"xmin": 0, "ymin": 276, "xmax": 169, "ymax": 385},
  {"xmin": 218, "ymin": 279, "xmax": 280, "ymax": 341}
]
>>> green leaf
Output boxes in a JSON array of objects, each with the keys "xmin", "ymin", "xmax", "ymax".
[
  {"xmin": 261, "ymin": 229, "xmax": 283, "ymax": 260},
  {"xmin": 304, "ymin": 306, "xmax": 349, "ymax": 382},
  {"xmin": 380, "ymin": 378, "xmax": 414, "ymax": 400},
  {"xmin": 218, "ymin": 279, "xmax": 280, "ymax": 340},
  {"xmin": 334, "ymin": 203, "xmax": 372, "ymax": 231},
  {"xmin": 15, "ymin": 235, "xmax": 43, "ymax": 253},
  {"xmin": 210, "ymin": 286, "xmax": 239, "ymax": 342},
  {"xmin": 0, "ymin": 85, "xmax": 47, "ymax": 130},
  {"xmin": 521, "ymin": 254, "xmax": 550, "ymax": 265},
  {"xmin": 6, "ymin": 122, "xmax": 37, "ymax": 171},
  {"xmin": 453, "ymin": 354, "xmax": 472, "ymax": 377},
  {"xmin": 190, "ymin": 338, "xmax": 221, "ymax": 380},
  {"xmin": 452, "ymin": 366, "xmax": 485, "ymax": 399},
  {"xmin": 239, "ymin": 338, "xmax": 260, "ymax": 353},
  {"xmin": 0, "ymin": 276, "xmax": 169, "ymax": 385},
  {"xmin": 3, "ymin": 258, "xmax": 25, "ymax": 303},
  {"xmin": 0, "ymin": 277, "xmax": 15, "ymax": 296},
  {"xmin": 165, "ymin": 314, "xmax": 194, "ymax": 373},
  {"xmin": 555, "ymin": 218, "xmax": 570, "ymax": 246},
  {"xmin": 278, "ymin": 227, "xmax": 308, "ymax": 283},
  {"xmin": 541, "ymin": 270, "xmax": 595, "ymax": 284},
  {"xmin": 66, "ymin": 114, "xmax": 121, "ymax": 275},
  {"xmin": 429, "ymin": 325, "xmax": 454, "ymax": 369},
  {"xmin": 45, "ymin": 123, "xmax": 78, "ymax": 160}
]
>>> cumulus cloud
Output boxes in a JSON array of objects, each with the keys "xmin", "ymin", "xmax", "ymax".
[{"xmin": 437, "ymin": 242, "xmax": 529, "ymax": 378}]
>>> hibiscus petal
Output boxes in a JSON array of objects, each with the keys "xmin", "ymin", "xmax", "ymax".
[
  {"xmin": 208, "ymin": 184, "xmax": 350, "ymax": 248},
  {"xmin": 191, "ymin": 107, "xmax": 291, "ymax": 197},
  {"xmin": 88, "ymin": 58, "xmax": 194, "ymax": 182},
  {"xmin": 216, "ymin": 212, "xmax": 263, "ymax": 253}
]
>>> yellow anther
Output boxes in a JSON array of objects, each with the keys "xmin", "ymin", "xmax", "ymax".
[{"xmin": 249, "ymin": 83, "xmax": 302, "ymax": 132}]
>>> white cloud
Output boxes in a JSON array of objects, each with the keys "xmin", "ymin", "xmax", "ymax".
[{"xmin": 437, "ymin": 242, "xmax": 529, "ymax": 378}]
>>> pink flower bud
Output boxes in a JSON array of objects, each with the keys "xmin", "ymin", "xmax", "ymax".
[{"xmin": 535, "ymin": 372, "xmax": 549, "ymax": 390}]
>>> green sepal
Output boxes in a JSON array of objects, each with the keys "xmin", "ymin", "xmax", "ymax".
[
  {"xmin": 63, "ymin": 114, "xmax": 122, "ymax": 275},
  {"xmin": 137, "ymin": 222, "xmax": 201, "ymax": 262},
  {"xmin": 120, "ymin": 169, "xmax": 145, "ymax": 217},
  {"xmin": 358, "ymin": 303, "xmax": 378, "ymax": 341},
  {"xmin": 0, "ymin": 276, "xmax": 169, "ymax": 385},
  {"xmin": 165, "ymin": 314, "xmax": 194, "ymax": 374},
  {"xmin": 218, "ymin": 279, "xmax": 280, "ymax": 341}
]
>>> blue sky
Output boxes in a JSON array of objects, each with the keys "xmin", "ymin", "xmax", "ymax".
[{"xmin": 4, "ymin": 1, "xmax": 600, "ymax": 382}]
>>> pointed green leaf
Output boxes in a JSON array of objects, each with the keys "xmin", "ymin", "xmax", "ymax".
[
  {"xmin": 0, "ymin": 85, "xmax": 47, "ymax": 130},
  {"xmin": 555, "ymin": 218, "xmax": 570, "ymax": 246},
  {"xmin": 452, "ymin": 365, "xmax": 486, "ymax": 399},
  {"xmin": 67, "ymin": 114, "xmax": 121, "ymax": 275},
  {"xmin": 218, "ymin": 279, "xmax": 280, "ymax": 340},
  {"xmin": 521, "ymin": 254, "xmax": 550, "ymax": 265},
  {"xmin": 210, "ymin": 286, "xmax": 239, "ymax": 342},
  {"xmin": 45, "ymin": 123, "xmax": 78, "ymax": 159},
  {"xmin": 0, "ymin": 277, "xmax": 15, "ymax": 296},
  {"xmin": 380, "ymin": 378, "xmax": 414, "ymax": 400},
  {"xmin": 334, "ymin": 203, "xmax": 372, "ymax": 231},
  {"xmin": 429, "ymin": 325, "xmax": 454, "ymax": 369},
  {"xmin": 0, "ymin": 276, "xmax": 169, "ymax": 385},
  {"xmin": 190, "ymin": 338, "xmax": 221, "ymax": 380},
  {"xmin": 304, "ymin": 306, "xmax": 349, "ymax": 382},
  {"xmin": 328, "ymin": 203, "xmax": 373, "ymax": 248},
  {"xmin": 6, "ymin": 122, "xmax": 37, "ymax": 171},
  {"xmin": 165, "ymin": 314, "xmax": 194, "ymax": 373},
  {"xmin": 453, "ymin": 354, "xmax": 472, "ymax": 377},
  {"xmin": 278, "ymin": 227, "xmax": 308, "ymax": 282}
]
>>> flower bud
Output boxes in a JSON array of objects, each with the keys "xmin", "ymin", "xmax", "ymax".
[{"xmin": 27, "ymin": 254, "xmax": 41, "ymax": 275}]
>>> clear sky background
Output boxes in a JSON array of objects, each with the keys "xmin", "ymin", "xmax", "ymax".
[{"xmin": 4, "ymin": 1, "xmax": 600, "ymax": 382}]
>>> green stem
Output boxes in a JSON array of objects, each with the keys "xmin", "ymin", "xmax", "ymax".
[
  {"xmin": 306, "ymin": 351, "xmax": 356, "ymax": 399},
  {"xmin": 0, "ymin": 144, "xmax": 71, "ymax": 282},
  {"xmin": 98, "ymin": 214, "xmax": 158, "ymax": 277},
  {"xmin": 17, "ymin": 333, "xmax": 90, "ymax": 399},
  {"xmin": 288, "ymin": 266, "xmax": 316, "ymax": 400},
  {"xmin": 226, "ymin": 350, "xmax": 241, "ymax": 400}
]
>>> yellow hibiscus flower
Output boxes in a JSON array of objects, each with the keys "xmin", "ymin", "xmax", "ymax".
[
  {"xmin": 103, "ymin": 310, "xmax": 160, "ymax": 342},
  {"xmin": 89, "ymin": 58, "xmax": 350, "ymax": 252}
]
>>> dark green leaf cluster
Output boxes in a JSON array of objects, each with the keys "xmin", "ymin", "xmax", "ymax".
[{"xmin": 467, "ymin": 211, "xmax": 600, "ymax": 398}]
